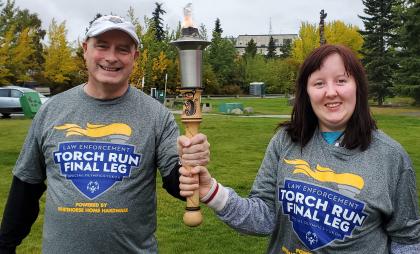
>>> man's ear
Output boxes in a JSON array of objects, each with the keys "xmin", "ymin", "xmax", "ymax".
[
  {"xmin": 134, "ymin": 50, "xmax": 140, "ymax": 60},
  {"xmin": 82, "ymin": 41, "xmax": 88, "ymax": 59}
]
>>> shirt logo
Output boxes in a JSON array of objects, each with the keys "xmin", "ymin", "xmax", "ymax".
[
  {"xmin": 279, "ymin": 159, "xmax": 367, "ymax": 251},
  {"xmin": 55, "ymin": 123, "xmax": 132, "ymax": 143},
  {"xmin": 53, "ymin": 123, "xmax": 141, "ymax": 199}
]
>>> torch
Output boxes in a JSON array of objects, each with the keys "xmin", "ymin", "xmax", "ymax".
[{"xmin": 171, "ymin": 3, "xmax": 210, "ymax": 227}]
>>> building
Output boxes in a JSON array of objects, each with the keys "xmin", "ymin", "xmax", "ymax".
[{"xmin": 235, "ymin": 34, "xmax": 298, "ymax": 56}]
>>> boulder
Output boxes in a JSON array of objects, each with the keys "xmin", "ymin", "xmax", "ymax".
[
  {"xmin": 244, "ymin": 107, "xmax": 254, "ymax": 114},
  {"xmin": 230, "ymin": 108, "xmax": 243, "ymax": 115}
]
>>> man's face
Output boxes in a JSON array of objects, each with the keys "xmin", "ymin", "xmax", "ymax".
[{"xmin": 83, "ymin": 30, "xmax": 139, "ymax": 89}]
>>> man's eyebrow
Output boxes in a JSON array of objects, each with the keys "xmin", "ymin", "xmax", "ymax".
[{"xmin": 95, "ymin": 39, "xmax": 108, "ymax": 44}]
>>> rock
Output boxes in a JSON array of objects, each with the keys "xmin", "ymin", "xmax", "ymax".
[
  {"xmin": 244, "ymin": 107, "xmax": 254, "ymax": 114},
  {"xmin": 230, "ymin": 108, "xmax": 243, "ymax": 115}
]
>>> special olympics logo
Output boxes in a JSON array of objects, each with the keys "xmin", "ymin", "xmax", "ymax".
[
  {"xmin": 306, "ymin": 231, "xmax": 318, "ymax": 245},
  {"xmin": 87, "ymin": 181, "xmax": 100, "ymax": 193}
]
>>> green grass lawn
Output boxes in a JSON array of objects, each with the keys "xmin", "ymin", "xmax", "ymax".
[
  {"xmin": 0, "ymin": 100, "xmax": 419, "ymax": 253},
  {"xmin": 201, "ymin": 97, "xmax": 292, "ymax": 115}
]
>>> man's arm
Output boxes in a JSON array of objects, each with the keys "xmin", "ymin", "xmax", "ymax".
[
  {"xmin": 0, "ymin": 176, "xmax": 46, "ymax": 254},
  {"xmin": 162, "ymin": 163, "xmax": 185, "ymax": 201}
]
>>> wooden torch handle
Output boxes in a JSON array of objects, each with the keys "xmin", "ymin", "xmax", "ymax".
[{"xmin": 181, "ymin": 88, "xmax": 203, "ymax": 227}]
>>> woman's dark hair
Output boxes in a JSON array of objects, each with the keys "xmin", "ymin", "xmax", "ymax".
[{"xmin": 280, "ymin": 44, "xmax": 377, "ymax": 151}]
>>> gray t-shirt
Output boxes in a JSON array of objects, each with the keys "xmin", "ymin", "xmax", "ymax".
[
  {"xmin": 13, "ymin": 85, "xmax": 179, "ymax": 253},
  {"xmin": 217, "ymin": 128, "xmax": 420, "ymax": 253}
]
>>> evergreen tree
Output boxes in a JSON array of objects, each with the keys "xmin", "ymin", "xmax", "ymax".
[
  {"xmin": 208, "ymin": 18, "xmax": 236, "ymax": 88},
  {"xmin": 279, "ymin": 39, "xmax": 292, "ymax": 59},
  {"xmin": 244, "ymin": 38, "xmax": 257, "ymax": 58},
  {"xmin": 395, "ymin": 0, "xmax": 420, "ymax": 105},
  {"xmin": 266, "ymin": 36, "xmax": 277, "ymax": 58},
  {"xmin": 213, "ymin": 18, "xmax": 223, "ymax": 34},
  {"xmin": 152, "ymin": 2, "xmax": 166, "ymax": 41},
  {"xmin": 359, "ymin": 0, "xmax": 401, "ymax": 105}
]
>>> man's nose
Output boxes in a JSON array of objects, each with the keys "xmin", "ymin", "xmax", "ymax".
[{"xmin": 104, "ymin": 48, "xmax": 118, "ymax": 62}]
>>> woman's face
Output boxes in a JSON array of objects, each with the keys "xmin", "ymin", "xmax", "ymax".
[{"xmin": 307, "ymin": 53, "xmax": 357, "ymax": 132}]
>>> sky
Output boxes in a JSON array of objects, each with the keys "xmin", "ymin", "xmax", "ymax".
[{"xmin": 12, "ymin": 0, "xmax": 366, "ymax": 44}]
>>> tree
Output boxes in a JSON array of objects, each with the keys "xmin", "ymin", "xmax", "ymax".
[
  {"xmin": 291, "ymin": 22, "xmax": 319, "ymax": 63},
  {"xmin": 0, "ymin": 25, "xmax": 13, "ymax": 85},
  {"xmin": 43, "ymin": 19, "xmax": 77, "ymax": 91},
  {"xmin": 198, "ymin": 23, "xmax": 208, "ymax": 40},
  {"xmin": 10, "ymin": 27, "xmax": 35, "ymax": 83},
  {"xmin": 202, "ymin": 63, "xmax": 220, "ymax": 94},
  {"xmin": 14, "ymin": 8, "xmax": 46, "ymax": 66},
  {"xmin": 151, "ymin": 51, "xmax": 170, "ymax": 87},
  {"xmin": 207, "ymin": 18, "xmax": 237, "ymax": 87},
  {"xmin": 292, "ymin": 21, "xmax": 363, "ymax": 63},
  {"xmin": 394, "ymin": 0, "xmax": 420, "ymax": 105},
  {"xmin": 213, "ymin": 18, "xmax": 223, "ymax": 34},
  {"xmin": 244, "ymin": 38, "xmax": 257, "ymax": 58},
  {"xmin": 266, "ymin": 36, "xmax": 277, "ymax": 58},
  {"xmin": 279, "ymin": 39, "xmax": 292, "ymax": 59},
  {"xmin": 152, "ymin": 2, "xmax": 166, "ymax": 41},
  {"xmin": 0, "ymin": 0, "xmax": 45, "ymax": 84},
  {"xmin": 359, "ymin": 0, "xmax": 401, "ymax": 105}
]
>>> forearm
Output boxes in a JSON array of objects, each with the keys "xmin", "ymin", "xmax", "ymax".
[
  {"xmin": 162, "ymin": 163, "xmax": 186, "ymax": 201},
  {"xmin": 204, "ymin": 181, "xmax": 275, "ymax": 236},
  {"xmin": 0, "ymin": 176, "xmax": 46, "ymax": 253}
]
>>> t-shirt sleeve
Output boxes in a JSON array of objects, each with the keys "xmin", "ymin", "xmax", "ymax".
[
  {"xmin": 12, "ymin": 113, "xmax": 46, "ymax": 184},
  {"xmin": 155, "ymin": 109, "xmax": 180, "ymax": 178},
  {"xmin": 386, "ymin": 154, "xmax": 420, "ymax": 244},
  {"xmin": 249, "ymin": 131, "xmax": 282, "ymax": 209}
]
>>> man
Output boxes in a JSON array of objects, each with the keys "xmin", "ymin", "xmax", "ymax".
[{"xmin": 0, "ymin": 15, "xmax": 209, "ymax": 253}]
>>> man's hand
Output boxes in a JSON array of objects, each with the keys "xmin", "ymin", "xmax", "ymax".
[{"xmin": 177, "ymin": 134, "xmax": 210, "ymax": 167}]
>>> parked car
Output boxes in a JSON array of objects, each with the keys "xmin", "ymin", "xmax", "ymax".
[{"xmin": 0, "ymin": 86, "xmax": 48, "ymax": 117}]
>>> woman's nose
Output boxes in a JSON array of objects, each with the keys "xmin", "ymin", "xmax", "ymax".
[{"xmin": 325, "ymin": 83, "xmax": 338, "ymax": 97}]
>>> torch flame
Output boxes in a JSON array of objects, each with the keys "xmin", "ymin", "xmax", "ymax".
[{"xmin": 182, "ymin": 3, "xmax": 195, "ymax": 28}]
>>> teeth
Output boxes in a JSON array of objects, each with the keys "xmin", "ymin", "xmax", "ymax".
[
  {"xmin": 99, "ymin": 65, "xmax": 120, "ymax": 71},
  {"xmin": 326, "ymin": 102, "xmax": 340, "ymax": 107}
]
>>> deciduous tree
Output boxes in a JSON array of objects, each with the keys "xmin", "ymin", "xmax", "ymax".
[
  {"xmin": 43, "ymin": 19, "xmax": 77, "ymax": 90},
  {"xmin": 0, "ymin": 0, "xmax": 45, "ymax": 84},
  {"xmin": 292, "ymin": 21, "xmax": 363, "ymax": 63}
]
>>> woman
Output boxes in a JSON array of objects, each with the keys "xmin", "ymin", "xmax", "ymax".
[{"xmin": 179, "ymin": 45, "xmax": 420, "ymax": 253}]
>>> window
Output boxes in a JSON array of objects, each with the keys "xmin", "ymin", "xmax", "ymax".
[
  {"xmin": 0, "ymin": 89, "xmax": 10, "ymax": 97},
  {"xmin": 11, "ymin": 89, "xmax": 23, "ymax": 98}
]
